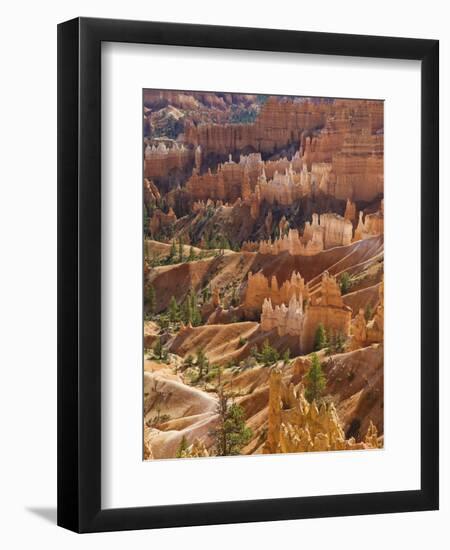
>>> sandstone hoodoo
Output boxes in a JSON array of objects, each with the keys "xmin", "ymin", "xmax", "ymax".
[
  {"xmin": 260, "ymin": 272, "xmax": 352, "ymax": 354},
  {"xmin": 142, "ymin": 90, "xmax": 384, "ymax": 460},
  {"xmin": 263, "ymin": 366, "xmax": 382, "ymax": 454}
]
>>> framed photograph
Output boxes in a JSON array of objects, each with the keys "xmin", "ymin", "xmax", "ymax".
[{"xmin": 57, "ymin": 17, "xmax": 439, "ymax": 533}]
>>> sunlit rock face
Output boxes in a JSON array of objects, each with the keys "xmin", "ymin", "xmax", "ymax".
[
  {"xmin": 353, "ymin": 205, "xmax": 384, "ymax": 242},
  {"xmin": 143, "ymin": 91, "xmax": 384, "ymax": 460},
  {"xmin": 185, "ymin": 97, "xmax": 329, "ymax": 155},
  {"xmin": 244, "ymin": 270, "xmax": 307, "ymax": 311},
  {"xmin": 255, "ymin": 212, "xmax": 352, "ymax": 256},
  {"xmin": 258, "ymin": 272, "xmax": 351, "ymax": 354},
  {"xmin": 263, "ymin": 367, "xmax": 382, "ymax": 454},
  {"xmin": 144, "ymin": 142, "xmax": 194, "ymax": 180},
  {"xmin": 348, "ymin": 281, "xmax": 384, "ymax": 350},
  {"xmin": 332, "ymin": 132, "xmax": 384, "ymax": 202}
]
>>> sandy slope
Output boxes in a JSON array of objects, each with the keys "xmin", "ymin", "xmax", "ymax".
[
  {"xmin": 145, "ymin": 344, "xmax": 383, "ymax": 459},
  {"xmin": 343, "ymin": 282, "xmax": 382, "ymax": 317},
  {"xmin": 148, "ymin": 235, "xmax": 383, "ymax": 313},
  {"xmin": 144, "ymin": 371, "xmax": 218, "ymax": 459}
]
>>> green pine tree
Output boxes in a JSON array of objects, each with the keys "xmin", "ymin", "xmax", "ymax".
[
  {"xmin": 335, "ymin": 331, "xmax": 346, "ymax": 353},
  {"xmin": 168, "ymin": 296, "xmax": 179, "ymax": 323},
  {"xmin": 183, "ymin": 354, "xmax": 194, "ymax": 371},
  {"xmin": 250, "ymin": 345, "xmax": 259, "ymax": 360},
  {"xmin": 210, "ymin": 389, "xmax": 252, "ymax": 456},
  {"xmin": 339, "ymin": 272, "xmax": 352, "ymax": 295},
  {"xmin": 178, "ymin": 238, "xmax": 184, "ymax": 262},
  {"xmin": 143, "ymin": 205, "xmax": 149, "ymax": 237},
  {"xmin": 304, "ymin": 353, "xmax": 326, "ymax": 403},
  {"xmin": 260, "ymin": 339, "xmax": 280, "ymax": 367},
  {"xmin": 230, "ymin": 286, "xmax": 239, "ymax": 307},
  {"xmin": 195, "ymin": 348, "xmax": 209, "ymax": 379},
  {"xmin": 145, "ymin": 284, "xmax": 156, "ymax": 314},
  {"xmin": 201, "ymin": 285, "xmax": 211, "ymax": 303},
  {"xmin": 181, "ymin": 297, "xmax": 192, "ymax": 325},
  {"xmin": 195, "ymin": 348, "xmax": 209, "ymax": 380},
  {"xmin": 282, "ymin": 348, "xmax": 291, "ymax": 363},
  {"xmin": 169, "ymin": 240, "xmax": 177, "ymax": 261},
  {"xmin": 314, "ymin": 323, "xmax": 328, "ymax": 351},
  {"xmin": 327, "ymin": 330, "xmax": 337, "ymax": 354},
  {"xmin": 188, "ymin": 289, "xmax": 201, "ymax": 326},
  {"xmin": 188, "ymin": 246, "xmax": 195, "ymax": 262},
  {"xmin": 153, "ymin": 337, "xmax": 167, "ymax": 361}
]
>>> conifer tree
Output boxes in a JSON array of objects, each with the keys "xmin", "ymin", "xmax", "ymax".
[
  {"xmin": 201, "ymin": 285, "xmax": 211, "ymax": 303},
  {"xmin": 364, "ymin": 304, "xmax": 373, "ymax": 321},
  {"xmin": 210, "ymin": 388, "xmax": 252, "ymax": 456},
  {"xmin": 153, "ymin": 337, "xmax": 167, "ymax": 361},
  {"xmin": 335, "ymin": 331, "xmax": 346, "ymax": 353},
  {"xmin": 230, "ymin": 286, "xmax": 239, "ymax": 307},
  {"xmin": 169, "ymin": 240, "xmax": 177, "ymax": 261},
  {"xmin": 168, "ymin": 296, "xmax": 179, "ymax": 323},
  {"xmin": 314, "ymin": 323, "xmax": 328, "ymax": 351},
  {"xmin": 181, "ymin": 298, "xmax": 192, "ymax": 325},
  {"xmin": 178, "ymin": 238, "xmax": 184, "ymax": 262},
  {"xmin": 260, "ymin": 339, "xmax": 279, "ymax": 367},
  {"xmin": 282, "ymin": 348, "xmax": 291, "ymax": 363},
  {"xmin": 339, "ymin": 272, "xmax": 352, "ymax": 294},
  {"xmin": 188, "ymin": 289, "xmax": 201, "ymax": 326},
  {"xmin": 146, "ymin": 284, "xmax": 156, "ymax": 314},
  {"xmin": 195, "ymin": 348, "xmax": 209, "ymax": 379},
  {"xmin": 327, "ymin": 330, "xmax": 337, "ymax": 354},
  {"xmin": 304, "ymin": 353, "xmax": 326, "ymax": 403},
  {"xmin": 143, "ymin": 205, "xmax": 149, "ymax": 237}
]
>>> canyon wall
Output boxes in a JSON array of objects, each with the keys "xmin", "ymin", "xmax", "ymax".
[
  {"xmin": 144, "ymin": 142, "xmax": 194, "ymax": 180},
  {"xmin": 146, "ymin": 96, "xmax": 384, "ymax": 221},
  {"xmin": 259, "ymin": 272, "xmax": 352, "ymax": 354},
  {"xmin": 184, "ymin": 152, "xmax": 305, "ymax": 205},
  {"xmin": 331, "ymin": 131, "xmax": 384, "ymax": 201},
  {"xmin": 185, "ymin": 97, "xmax": 383, "ymax": 159},
  {"xmin": 184, "ymin": 97, "xmax": 329, "ymax": 155}
]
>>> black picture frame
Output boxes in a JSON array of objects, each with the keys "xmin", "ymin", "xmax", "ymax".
[{"xmin": 57, "ymin": 17, "xmax": 439, "ymax": 533}]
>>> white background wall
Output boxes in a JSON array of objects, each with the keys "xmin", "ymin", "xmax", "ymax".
[{"xmin": 0, "ymin": 0, "xmax": 448, "ymax": 547}]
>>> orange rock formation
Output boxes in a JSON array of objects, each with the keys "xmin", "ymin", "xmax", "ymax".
[
  {"xmin": 260, "ymin": 272, "xmax": 352, "ymax": 353},
  {"xmin": 348, "ymin": 281, "xmax": 384, "ymax": 349},
  {"xmin": 263, "ymin": 367, "xmax": 381, "ymax": 454},
  {"xmin": 344, "ymin": 198, "xmax": 356, "ymax": 222},
  {"xmin": 244, "ymin": 270, "xmax": 307, "ymax": 311},
  {"xmin": 257, "ymin": 228, "xmax": 324, "ymax": 256},
  {"xmin": 255, "ymin": 212, "xmax": 352, "ymax": 256},
  {"xmin": 185, "ymin": 97, "xmax": 329, "ymax": 155},
  {"xmin": 143, "ymin": 178, "xmax": 161, "ymax": 205},
  {"xmin": 144, "ymin": 142, "xmax": 193, "ymax": 180},
  {"xmin": 354, "ymin": 204, "xmax": 384, "ymax": 241},
  {"xmin": 149, "ymin": 207, "xmax": 177, "ymax": 237}
]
